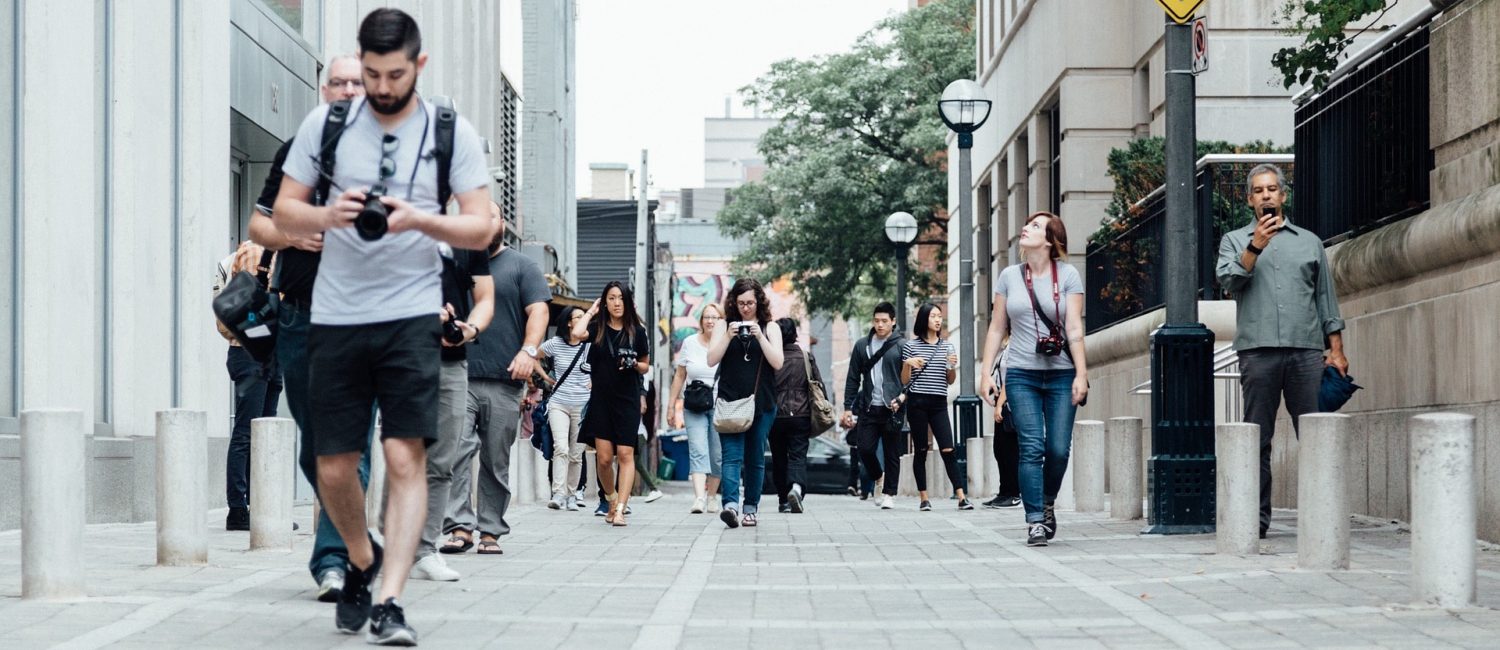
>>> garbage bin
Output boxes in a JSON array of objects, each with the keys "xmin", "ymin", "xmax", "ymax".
[
  {"xmin": 658, "ymin": 431, "xmax": 690, "ymax": 481},
  {"xmin": 656, "ymin": 456, "xmax": 676, "ymax": 482}
]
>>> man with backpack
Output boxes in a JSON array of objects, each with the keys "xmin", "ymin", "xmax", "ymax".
[
  {"xmin": 841, "ymin": 301, "xmax": 907, "ymax": 510},
  {"xmin": 272, "ymin": 8, "xmax": 496, "ymax": 644}
]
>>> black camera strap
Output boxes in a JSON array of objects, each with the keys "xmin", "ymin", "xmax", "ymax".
[
  {"xmin": 1021, "ymin": 262, "xmax": 1070, "ymax": 362},
  {"xmin": 313, "ymin": 97, "xmax": 456, "ymax": 208},
  {"xmin": 550, "ymin": 342, "xmax": 588, "ymax": 397}
]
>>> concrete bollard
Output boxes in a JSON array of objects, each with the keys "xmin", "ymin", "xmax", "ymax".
[
  {"xmin": 967, "ymin": 440, "xmax": 987, "ymax": 498},
  {"xmin": 1107, "ymin": 417, "xmax": 1143, "ymax": 520},
  {"xmin": 1409, "ymin": 413, "xmax": 1477, "ymax": 607},
  {"xmin": 1073, "ymin": 420, "xmax": 1105, "ymax": 512},
  {"xmin": 156, "ymin": 409, "xmax": 208, "ymax": 566},
  {"xmin": 250, "ymin": 417, "xmax": 296, "ymax": 551},
  {"xmin": 534, "ymin": 447, "xmax": 549, "ymax": 500},
  {"xmin": 1216, "ymin": 423, "xmax": 1260, "ymax": 555},
  {"xmin": 1298, "ymin": 414, "xmax": 1351, "ymax": 570},
  {"xmin": 21, "ymin": 409, "xmax": 87, "ymax": 599}
]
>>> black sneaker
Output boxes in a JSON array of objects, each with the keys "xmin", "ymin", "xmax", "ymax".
[
  {"xmin": 336, "ymin": 537, "xmax": 383, "ymax": 635},
  {"xmin": 720, "ymin": 507, "xmax": 740, "ymax": 529},
  {"xmin": 226, "ymin": 506, "xmax": 250, "ymax": 531},
  {"xmin": 957, "ymin": 498, "xmax": 974, "ymax": 510},
  {"xmin": 1043, "ymin": 503, "xmax": 1057, "ymax": 540},
  {"xmin": 1026, "ymin": 522, "xmax": 1051, "ymax": 547},
  {"xmin": 998, "ymin": 496, "xmax": 1021, "ymax": 508},
  {"xmin": 367, "ymin": 597, "xmax": 418, "ymax": 646},
  {"xmin": 918, "ymin": 500, "xmax": 932, "ymax": 511},
  {"xmin": 778, "ymin": 503, "xmax": 791, "ymax": 513}
]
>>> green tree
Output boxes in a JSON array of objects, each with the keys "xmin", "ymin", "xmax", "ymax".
[
  {"xmin": 717, "ymin": 0, "xmax": 974, "ymax": 318},
  {"xmin": 1271, "ymin": 0, "xmax": 1399, "ymax": 91}
]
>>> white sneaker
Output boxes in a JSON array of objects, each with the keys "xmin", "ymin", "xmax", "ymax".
[
  {"xmin": 410, "ymin": 554, "xmax": 460, "ymax": 582},
  {"xmin": 566, "ymin": 495, "xmax": 579, "ymax": 511},
  {"xmin": 879, "ymin": 495, "xmax": 894, "ymax": 510},
  {"xmin": 706, "ymin": 500, "xmax": 720, "ymax": 513},
  {"xmin": 548, "ymin": 492, "xmax": 565, "ymax": 510},
  {"xmin": 644, "ymin": 489, "xmax": 664, "ymax": 503},
  {"xmin": 574, "ymin": 488, "xmax": 586, "ymax": 503}
]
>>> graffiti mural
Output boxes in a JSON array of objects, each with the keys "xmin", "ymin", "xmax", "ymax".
[{"xmin": 671, "ymin": 271, "xmax": 733, "ymax": 350}]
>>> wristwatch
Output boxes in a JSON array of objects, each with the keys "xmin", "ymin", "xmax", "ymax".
[
  {"xmin": 1245, "ymin": 242, "xmax": 1264, "ymax": 256},
  {"xmin": 522, "ymin": 345, "xmax": 539, "ymax": 358}
]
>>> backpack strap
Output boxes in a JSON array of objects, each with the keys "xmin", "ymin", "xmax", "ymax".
[
  {"xmin": 314, "ymin": 99, "xmax": 353, "ymax": 206},
  {"xmin": 431, "ymin": 96, "xmax": 458, "ymax": 209}
]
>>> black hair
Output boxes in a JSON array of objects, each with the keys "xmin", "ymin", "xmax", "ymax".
[
  {"xmin": 556, "ymin": 306, "xmax": 583, "ymax": 341},
  {"xmin": 912, "ymin": 302, "xmax": 942, "ymax": 340},
  {"xmin": 592, "ymin": 280, "xmax": 644, "ymax": 346},
  {"xmin": 358, "ymin": 8, "xmax": 422, "ymax": 60},
  {"xmin": 776, "ymin": 317, "xmax": 798, "ymax": 345},
  {"xmin": 872, "ymin": 301, "xmax": 896, "ymax": 320}
]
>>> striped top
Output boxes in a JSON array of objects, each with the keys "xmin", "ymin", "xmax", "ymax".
[
  {"xmin": 541, "ymin": 336, "xmax": 592, "ymax": 407},
  {"xmin": 900, "ymin": 338, "xmax": 955, "ymax": 397}
]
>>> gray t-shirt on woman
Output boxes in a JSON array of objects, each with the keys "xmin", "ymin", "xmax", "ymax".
[{"xmin": 996, "ymin": 262, "xmax": 1083, "ymax": 371}]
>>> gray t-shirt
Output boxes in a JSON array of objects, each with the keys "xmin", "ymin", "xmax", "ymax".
[
  {"xmin": 996, "ymin": 262, "xmax": 1084, "ymax": 371},
  {"xmin": 867, "ymin": 334, "xmax": 891, "ymax": 404},
  {"xmin": 282, "ymin": 98, "xmax": 491, "ymax": 326},
  {"xmin": 467, "ymin": 248, "xmax": 552, "ymax": 384}
]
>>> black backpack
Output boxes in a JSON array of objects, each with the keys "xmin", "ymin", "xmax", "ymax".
[{"xmin": 313, "ymin": 96, "xmax": 459, "ymax": 208}]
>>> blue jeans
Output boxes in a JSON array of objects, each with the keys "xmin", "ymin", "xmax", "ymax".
[
  {"xmin": 1005, "ymin": 368, "xmax": 1078, "ymax": 523},
  {"xmin": 683, "ymin": 408, "xmax": 722, "ymax": 477},
  {"xmin": 278, "ymin": 302, "xmax": 371, "ymax": 581},
  {"xmin": 226, "ymin": 346, "xmax": 281, "ymax": 508},
  {"xmin": 719, "ymin": 406, "xmax": 776, "ymax": 514}
]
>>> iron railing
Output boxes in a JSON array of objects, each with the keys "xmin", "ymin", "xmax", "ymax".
[
  {"xmin": 1294, "ymin": 20, "xmax": 1432, "ymax": 244},
  {"xmin": 1085, "ymin": 156, "xmax": 1294, "ymax": 333}
]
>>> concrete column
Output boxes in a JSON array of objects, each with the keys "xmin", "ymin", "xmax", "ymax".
[
  {"xmin": 1073, "ymin": 420, "xmax": 1105, "ymax": 512},
  {"xmin": 1410, "ymin": 413, "xmax": 1477, "ymax": 607},
  {"xmin": 1297, "ymin": 414, "xmax": 1351, "ymax": 570},
  {"xmin": 155, "ymin": 410, "xmax": 207, "ymax": 566},
  {"xmin": 967, "ymin": 440, "xmax": 987, "ymax": 498},
  {"xmin": 897, "ymin": 454, "xmax": 917, "ymax": 496},
  {"xmin": 21, "ymin": 409, "xmax": 88, "ymax": 599},
  {"xmin": 249, "ymin": 418, "xmax": 295, "ymax": 551},
  {"xmin": 983, "ymin": 434, "xmax": 1000, "ymax": 496},
  {"xmin": 366, "ymin": 432, "xmax": 387, "ymax": 526},
  {"xmin": 1107, "ymin": 417, "xmax": 1143, "ymax": 520},
  {"xmin": 1216, "ymin": 423, "xmax": 1260, "ymax": 555}
]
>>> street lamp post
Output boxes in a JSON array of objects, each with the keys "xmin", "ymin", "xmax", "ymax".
[
  {"xmin": 938, "ymin": 79, "xmax": 992, "ymax": 484},
  {"xmin": 884, "ymin": 211, "xmax": 919, "ymax": 330}
]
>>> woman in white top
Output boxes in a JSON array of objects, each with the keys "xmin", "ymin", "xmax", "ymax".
[
  {"xmin": 668, "ymin": 303, "xmax": 725, "ymax": 514},
  {"xmin": 538, "ymin": 306, "xmax": 592, "ymax": 510}
]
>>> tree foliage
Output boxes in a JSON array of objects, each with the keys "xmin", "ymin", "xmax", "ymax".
[
  {"xmin": 1271, "ymin": 0, "xmax": 1397, "ymax": 91},
  {"xmin": 717, "ymin": 0, "xmax": 974, "ymax": 318}
]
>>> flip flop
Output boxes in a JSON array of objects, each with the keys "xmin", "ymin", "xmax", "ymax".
[
  {"xmin": 439, "ymin": 532, "xmax": 473, "ymax": 554},
  {"xmin": 476, "ymin": 538, "xmax": 503, "ymax": 555}
]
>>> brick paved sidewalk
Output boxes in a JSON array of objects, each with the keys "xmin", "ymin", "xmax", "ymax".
[{"xmin": 1, "ymin": 486, "xmax": 1498, "ymax": 649}]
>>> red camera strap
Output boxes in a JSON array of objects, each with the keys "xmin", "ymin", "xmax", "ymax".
[{"xmin": 1022, "ymin": 260, "xmax": 1062, "ymax": 337}]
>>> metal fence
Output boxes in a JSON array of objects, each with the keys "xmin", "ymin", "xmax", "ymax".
[
  {"xmin": 1293, "ymin": 21, "xmax": 1432, "ymax": 243},
  {"xmin": 1085, "ymin": 157, "xmax": 1295, "ymax": 334}
]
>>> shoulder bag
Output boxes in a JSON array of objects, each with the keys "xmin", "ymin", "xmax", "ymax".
[
  {"xmin": 803, "ymin": 353, "xmax": 836, "ymax": 433},
  {"xmin": 887, "ymin": 340, "xmax": 946, "ymax": 431},
  {"xmin": 713, "ymin": 342, "xmax": 763, "ymax": 434}
]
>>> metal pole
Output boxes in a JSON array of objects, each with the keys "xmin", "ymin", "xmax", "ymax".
[
  {"xmin": 895, "ymin": 244, "xmax": 908, "ymax": 332},
  {"xmin": 635, "ymin": 149, "xmax": 649, "ymax": 316},
  {"xmin": 953, "ymin": 136, "xmax": 981, "ymax": 489},
  {"xmin": 1165, "ymin": 21, "xmax": 1195, "ymax": 324}
]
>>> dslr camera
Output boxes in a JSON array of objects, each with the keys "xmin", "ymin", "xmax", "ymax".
[
  {"xmin": 737, "ymin": 324, "xmax": 753, "ymax": 342},
  {"xmin": 442, "ymin": 318, "xmax": 465, "ymax": 345},
  {"xmin": 615, "ymin": 345, "xmax": 639, "ymax": 370},
  {"xmin": 1035, "ymin": 332, "xmax": 1065, "ymax": 357},
  {"xmin": 355, "ymin": 185, "xmax": 389, "ymax": 241}
]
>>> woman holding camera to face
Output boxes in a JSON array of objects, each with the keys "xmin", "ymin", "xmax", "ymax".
[
  {"xmin": 573, "ymin": 281, "xmax": 651, "ymax": 526},
  {"xmin": 706, "ymin": 278, "xmax": 784, "ymax": 528},
  {"xmin": 978, "ymin": 212, "xmax": 1089, "ymax": 547}
]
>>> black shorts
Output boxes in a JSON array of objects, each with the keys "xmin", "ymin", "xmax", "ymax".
[
  {"xmin": 309, "ymin": 314, "xmax": 441, "ymax": 455},
  {"xmin": 579, "ymin": 395, "xmax": 640, "ymax": 450}
]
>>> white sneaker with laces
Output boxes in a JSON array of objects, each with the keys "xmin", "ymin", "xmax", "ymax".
[
  {"xmin": 706, "ymin": 500, "xmax": 720, "ymax": 513},
  {"xmin": 410, "ymin": 554, "xmax": 460, "ymax": 582},
  {"xmin": 691, "ymin": 496, "xmax": 706, "ymax": 513},
  {"xmin": 879, "ymin": 495, "xmax": 894, "ymax": 510},
  {"xmin": 644, "ymin": 489, "xmax": 664, "ymax": 503}
]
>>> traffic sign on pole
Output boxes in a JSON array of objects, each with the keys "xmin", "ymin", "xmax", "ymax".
[
  {"xmin": 1155, "ymin": 0, "xmax": 1204, "ymax": 25},
  {"xmin": 1191, "ymin": 17, "xmax": 1209, "ymax": 74}
]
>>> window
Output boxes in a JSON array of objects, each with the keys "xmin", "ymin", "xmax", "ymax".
[{"xmin": 1046, "ymin": 102, "xmax": 1061, "ymax": 213}]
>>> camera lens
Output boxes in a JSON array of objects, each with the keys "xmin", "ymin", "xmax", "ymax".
[
  {"xmin": 355, "ymin": 190, "xmax": 388, "ymax": 241},
  {"xmin": 442, "ymin": 319, "xmax": 464, "ymax": 344}
]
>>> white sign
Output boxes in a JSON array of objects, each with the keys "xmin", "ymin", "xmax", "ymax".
[{"xmin": 1191, "ymin": 17, "xmax": 1209, "ymax": 74}]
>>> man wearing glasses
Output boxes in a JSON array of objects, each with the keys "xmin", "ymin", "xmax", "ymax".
[{"xmin": 272, "ymin": 8, "xmax": 495, "ymax": 645}]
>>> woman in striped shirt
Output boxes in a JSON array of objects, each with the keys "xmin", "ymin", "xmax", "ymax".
[
  {"xmin": 539, "ymin": 306, "xmax": 592, "ymax": 510},
  {"xmin": 898, "ymin": 302, "xmax": 973, "ymax": 511}
]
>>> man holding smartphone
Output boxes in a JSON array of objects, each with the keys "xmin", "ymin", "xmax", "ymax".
[{"xmin": 1216, "ymin": 163, "xmax": 1348, "ymax": 540}]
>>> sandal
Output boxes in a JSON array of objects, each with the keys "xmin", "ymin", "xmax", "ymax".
[
  {"xmin": 476, "ymin": 537, "xmax": 503, "ymax": 555},
  {"xmin": 741, "ymin": 513, "xmax": 757, "ymax": 527},
  {"xmin": 610, "ymin": 503, "xmax": 627, "ymax": 527},
  {"xmin": 439, "ymin": 530, "xmax": 473, "ymax": 554}
]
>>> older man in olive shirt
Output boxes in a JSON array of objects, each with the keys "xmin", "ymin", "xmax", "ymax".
[{"xmin": 1216, "ymin": 163, "xmax": 1349, "ymax": 539}]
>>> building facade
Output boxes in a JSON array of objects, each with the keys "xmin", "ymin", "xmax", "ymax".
[{"xmin": 522, "ymin": 0, "xmax": 578, "ymax": 287}]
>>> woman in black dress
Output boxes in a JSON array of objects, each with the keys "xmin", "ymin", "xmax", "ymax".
[
  {"xmin": 706, "ymin": 278, "xmax": 784, "ymax": 528},
  {"xmin": 572, "ymin": 281, "xmax": 651, "ymax": 526}
]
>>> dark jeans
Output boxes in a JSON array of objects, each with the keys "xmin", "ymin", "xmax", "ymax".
[
  {"xmin": 853, "ymin": 405, "xmax": 903, "ymax": 496},
  {"xmin": 278, "ymin": 302, "xmax": 371, "ymax": 581},
  {"xmin": 905, "ymin": 393, "xmax": 963, "ymax": 493},
  {"xmin": 1238, "ymin": 347, "xmax": 1323, "ymax": 531},
  {"xmin": 226, "ymin": 346, "xmax": 282, "ymax": 508},
  {"xmin": 993, "ymin": 406, "xmax": 1020, "ymax": 498},
  {"xmin": 720, "ymin": 406, "xmax": 776, "ymax": 514},
  {"xmin": 769, "ymin": 416, "xmax": 811, "ymax": 504},
  {"xmin": 1006, "ymin": 368, "xmax": 1077, "ymax": 524}
]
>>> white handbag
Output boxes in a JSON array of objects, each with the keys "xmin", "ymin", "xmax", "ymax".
[{"xmin": 713, "ymin": 361, "xmax": 763, "ymax": 434}]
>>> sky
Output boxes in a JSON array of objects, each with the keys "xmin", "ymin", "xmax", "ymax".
[{"xmin": 572, "ymin": 0, "xmax": 910, "ymax": 195}]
